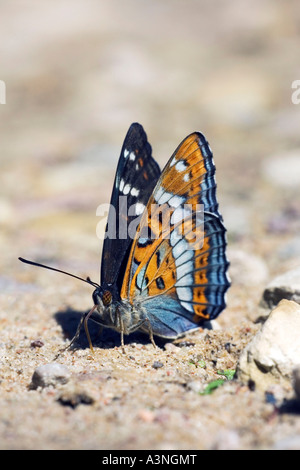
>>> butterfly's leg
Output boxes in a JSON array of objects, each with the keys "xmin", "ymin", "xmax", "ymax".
[
  {"xmin": 83, "ymin": 306, "xmax": 97, "ymax": 353},
  {"xmin": 146, "ymin": 319, "xmax": 156, "ymax": 348},
  {"xmin": 120, "ymin": 331, "xmax": 125, "ymax": 353},
  {"xmin": 127, "ymin": 318, "xmax": 156, "ymax": 348},
  {"xmin": 53, "ymin": 310, "xmax": 87, "ymax": 360},
  {"xmin": 116, "ymin": 308, "xmax": 126, "ymax": 353},
  {"xmin": 69, "ymin": 313, "xmax": 86, "ymax": 348}
]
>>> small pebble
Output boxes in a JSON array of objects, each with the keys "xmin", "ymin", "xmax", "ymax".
[
  {"xmin": 30, "ymin": 363, "xmax": 71, "ymax": 389},
  {"xmin": 176, "ymin": 341, "xmax": 195, "ymax": 348},
  {"xmin": 225, "ymin": 342, "xmax": 236, "ymax": 353},
  {"xmin": 164, "ymin": 342, "xmax": 180, "ymax": 352},
  {"xmin": 57, "ymin": 388, "xmax": 94, "ymax": 408},
  {"xmin": 152, "ymin": 361, "xmax": 164, "ymax": 369},
  {"xmin": 30, "ymin": 340, "xmax": 44, "ymax": 348}
]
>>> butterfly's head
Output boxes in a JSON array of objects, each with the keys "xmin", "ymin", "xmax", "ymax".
[{"xmin": 92, "ymin": 286, "xmax": 112, "ymax": 308}]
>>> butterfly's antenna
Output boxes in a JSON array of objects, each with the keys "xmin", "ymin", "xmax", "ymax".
[{"xmin": 18, "ymin": 257, "xmax": 99, "ymax": 288}]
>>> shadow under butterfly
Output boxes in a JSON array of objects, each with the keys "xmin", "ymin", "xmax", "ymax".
[
  {"xmin": 53, "ymin": 308, "xmax": 160, "ymax": 350},
  {"xmin": 19, "ymin": 123, "xmax": 230, "ymax": 353}
]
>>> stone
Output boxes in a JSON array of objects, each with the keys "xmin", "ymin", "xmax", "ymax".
[
  {"xmin": 30, "ymin": 363, "xmax": 71, "ymax": 389},
  {"xmin": 152, "ymin": 361, "xmax": 164, "ymax": 369},
  {"xmin": 236, "ymin": 300, "xmax": 300, "ymax": 392},
  {"xmin": 261, "ymin": 266, "xmax": 300, "ymax": 308}
]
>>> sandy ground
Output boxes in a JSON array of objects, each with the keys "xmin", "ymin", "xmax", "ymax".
[{"xmin": 1, "ymin": 0, "xmax": 300, "ymax": 450}]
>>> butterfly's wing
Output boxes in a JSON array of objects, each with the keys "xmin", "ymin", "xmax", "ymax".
[
  {"xmin": 137, "ymin": 212, "xmax": 229, "ymax": 338},
  {"xmin": 101, "ymin": 123, "xmax": 161, "ymax": 295},
  {"xmin": 120, "ymin": 132, "xmax": 230, "ymax": 338}
]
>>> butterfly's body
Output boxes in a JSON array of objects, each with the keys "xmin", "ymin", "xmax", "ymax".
[
  {"xmin": 91, "ymin": 293, "xmax": 201, "ymax": 342},
  {"xmin": 20, "ymin": 123, "xmax": 230, "ymax": 350},
  {"xmin": 90, "ymin": 294, "xmax": 148, "ymax": 337}
]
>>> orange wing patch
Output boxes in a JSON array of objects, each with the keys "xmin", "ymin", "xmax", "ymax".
[
  {"xmin": 148, "ymin": 133, "xmax": 208, "ymax": 205},
  {"xmin": 192, "ymin": 235, "xmax": 211, "ymax": 320}
]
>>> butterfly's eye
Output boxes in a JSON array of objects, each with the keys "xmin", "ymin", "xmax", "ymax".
[
  {"xmin": 92, "ymin": 287, "xmax": 112, "ymax": 307},
  {"xmin": 102, "ymin": 290, "xmax": 112, "ymax": 306}
]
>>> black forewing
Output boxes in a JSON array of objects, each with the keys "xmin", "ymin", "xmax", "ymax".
[{"xmin": 100, "ymin": 123, "xmax": 161, "ymax": 295}]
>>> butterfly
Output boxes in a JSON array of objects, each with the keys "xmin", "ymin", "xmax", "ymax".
[{"xmin": 19, "ymin": 123, "xmax": 230, "ymax": 351}]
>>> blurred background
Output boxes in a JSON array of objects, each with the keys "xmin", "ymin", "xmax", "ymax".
[{"xmin": 1, "ymin": 0, "xmax": 300, "ymax": 322}]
